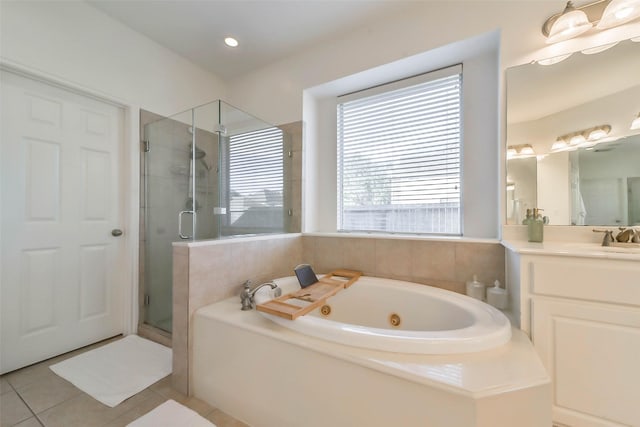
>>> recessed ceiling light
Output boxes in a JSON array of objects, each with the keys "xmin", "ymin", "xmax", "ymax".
[{"xmin": 224, "ymin": 37, "xmax": 239, "ymax": 48}]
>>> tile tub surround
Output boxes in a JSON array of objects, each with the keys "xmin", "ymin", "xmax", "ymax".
[
  {"xmin": 304, "ymin": 234, "xmax": 505, "ymax": 294},
  {"xmin": 172, "ymin": 234, "xmax": 304, "ymax": 394},
  {"xmin": 173, "ymin": 233, "xmax": 506, "ymax": 395}
]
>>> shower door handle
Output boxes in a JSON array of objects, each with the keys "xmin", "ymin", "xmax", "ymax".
[{"xmin": 178, "ymin": 210, "xmax": 195, "ymax": 240}]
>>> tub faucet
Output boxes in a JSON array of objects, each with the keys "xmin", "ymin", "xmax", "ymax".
[{"xmin": 240, "ymin": 280, "xmax": 281, "ymax": 310}]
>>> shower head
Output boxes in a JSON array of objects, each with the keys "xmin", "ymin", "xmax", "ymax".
[{"xmin": 190, "ymin": 145, "xmax": 206, "ymax": 159}]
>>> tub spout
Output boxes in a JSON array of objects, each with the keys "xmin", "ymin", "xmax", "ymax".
[{"xmin": 240, "ymin": 281, "xmax": 281, "ymax": 310}]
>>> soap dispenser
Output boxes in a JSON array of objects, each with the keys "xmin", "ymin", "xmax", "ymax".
[
  {"xmin": 487, "ymin": 280, "xmax": 508, "ymax": 310},
  {"xmin": 528, "ymin": 208, "xmax": 544, "ymax": 243}
]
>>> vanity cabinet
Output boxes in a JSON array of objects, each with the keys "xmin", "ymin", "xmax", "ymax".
[{"xmin": 506, "ymin": 248, "xmax": 640, "ymax": 427}]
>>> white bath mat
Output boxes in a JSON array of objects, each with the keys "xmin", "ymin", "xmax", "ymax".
[
  {"xmin": 50, "ymin": 335, "xmax": 172, "ymax": 407},
  {"xmin": 127, "ymin": 399, "xmax": 216, "ymax": 427}
]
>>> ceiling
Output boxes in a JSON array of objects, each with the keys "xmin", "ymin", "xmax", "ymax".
[{"xmin": 88, "ymin": 0, "xmax": 415, "ymax": 80}]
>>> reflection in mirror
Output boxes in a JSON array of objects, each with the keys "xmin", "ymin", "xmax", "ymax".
[{"xmin": 506, "ymin": 39, "xmax": 640, "ymax": 226}]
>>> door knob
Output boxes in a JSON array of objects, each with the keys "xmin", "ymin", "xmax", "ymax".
[{"xmin": 111, "ymin": 229, "xmax": 123, "ymax": 237}]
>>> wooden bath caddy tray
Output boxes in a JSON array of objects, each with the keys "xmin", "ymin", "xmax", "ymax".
[{"xmin": 256, "ymin": 269, "xmax": 362, "ymax": 320}]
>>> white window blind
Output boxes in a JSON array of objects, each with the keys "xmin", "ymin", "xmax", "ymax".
[
  {"xmin": 337, "ymin": 65, "xmax": 462, "ymax": 235},
  {"xmin": 228, "ymin": 127, "xmax": 284, "ymax": 230}
]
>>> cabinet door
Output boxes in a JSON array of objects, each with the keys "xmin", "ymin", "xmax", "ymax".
[{"xmin": 532, "ymin": 298, "xmax": 640, "ymax": 427}]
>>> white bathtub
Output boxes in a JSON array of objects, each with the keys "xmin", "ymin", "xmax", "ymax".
[
  {"xmin": 254, "ymin": 276, "xmax": 511, "ymax": 354},
  {"xmin": 193, "ymin": 283, "xmax": 551, "ymax": 427}
]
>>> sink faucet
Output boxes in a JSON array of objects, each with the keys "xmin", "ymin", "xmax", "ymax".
[
  {"xmin": 615, "ymin": 227, "xmax": 638, "ymax": 243},
  {"xmin": 240, "ymin": 280, "xmax": 281, "ymax": 310},
  {"xmin": 593, "ymin": 229, "xmax": 615, "ymax": 246}
]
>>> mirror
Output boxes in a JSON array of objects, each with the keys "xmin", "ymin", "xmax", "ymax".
[{"xmin": 506, "ymin": 39, "xmax": 640, "ymax": 226}]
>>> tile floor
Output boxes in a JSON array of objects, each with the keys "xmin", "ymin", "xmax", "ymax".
[{"xmin": 0, "ymin": 336, "xmax": 248, "ymax": 427}]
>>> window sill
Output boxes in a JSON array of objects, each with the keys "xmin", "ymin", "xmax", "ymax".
[{"xmin": 302, "ymin": 231, "xmax": 500, "ymax": 244}]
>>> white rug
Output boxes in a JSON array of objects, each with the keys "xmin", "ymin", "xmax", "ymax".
[
  {"xmin": 127, "ymin": 399, "xmax": 216, "ymax": 427},
  {"xmin": 50, "ymin": 335, "xmax": 172, "ymax": 407}
]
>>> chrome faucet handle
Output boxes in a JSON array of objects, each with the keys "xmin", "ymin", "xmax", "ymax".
[
  {"xmin": 615, "ymin": 227, "xmax": 635, "ymax": 243},
  {"xmin": 593, "ymin": 229, "xmax": 614, "ymax": 246},
  {"xmin": 240, "ymin": 280, "xmax": 253, "ymax": 310}
]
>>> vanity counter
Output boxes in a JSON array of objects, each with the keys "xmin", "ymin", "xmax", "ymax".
[{"xmin": 502, "ymin": 239, "xmax": 640, "ymax": 261}]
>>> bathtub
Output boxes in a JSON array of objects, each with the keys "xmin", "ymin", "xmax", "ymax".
[
  {"xmin": 254, "ymin": 276, "xmax": 511, "ymax": 354},
  {"xmin": 192, "ymin": 276, "xmax": 551, "ymax": 427}
]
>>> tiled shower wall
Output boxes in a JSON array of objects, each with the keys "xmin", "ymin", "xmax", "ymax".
[{"xmin": 172, "ymin": 234, "xmax": 505, "ymax": 394}]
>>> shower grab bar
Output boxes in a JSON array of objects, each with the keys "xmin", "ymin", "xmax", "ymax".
[{"xmin": 178, "ymin": 210, "xmax": 195, "ymax": 239}]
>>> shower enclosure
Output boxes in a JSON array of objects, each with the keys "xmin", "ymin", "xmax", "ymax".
[{"xmin": 140, "ymin": 100, "xmax": 291, "ymax": 333}]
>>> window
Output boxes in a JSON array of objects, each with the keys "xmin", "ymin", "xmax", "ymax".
[
  {"xmin": 337, "ymin": 65, "xmax": 462, "ymax": 235},
  {"xmin": 226, "ymin": 127, "xmax": 285, "ymax": 232}
]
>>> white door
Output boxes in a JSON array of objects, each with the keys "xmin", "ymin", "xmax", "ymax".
[{"xmin": 1, "ymin": 71, "xmax": 125, "ymax": 374}]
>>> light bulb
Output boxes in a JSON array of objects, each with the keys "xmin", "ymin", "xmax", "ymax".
[
  {"xmin": 520, "ymin": 145, "xmax": 535, "ymax": 155},
  {"xmin": 570, "ymin": 134, "xmax": 586, "ymax": 145},
  {"xmin": 552, "ymin": 140, "xmax": 569, "ymax": 151},
  {"xmin": 224, "ymin": 37, "xmax": 239, "ymax": 47},
  {"xmin": 547, "ymin": 2, "xmax": 593, "ymax": 44},
  {"xmin": 588, "ymin": 128, "xmax": 608, "ymax": 140},
  {"xmin": 597, "ymin": 0, "xmax": 640, "ymax": 29}
]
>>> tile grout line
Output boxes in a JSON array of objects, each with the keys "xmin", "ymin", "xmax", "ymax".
[{"xmin": 12, "ymin": 387, "xmax": 39, "ymax": 426}]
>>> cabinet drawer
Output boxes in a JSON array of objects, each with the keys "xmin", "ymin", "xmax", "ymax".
[{"xmin": 528, "ymin": 256, "xmax": 640, "ymax": 306}]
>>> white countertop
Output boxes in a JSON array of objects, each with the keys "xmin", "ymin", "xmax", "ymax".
[{"xmin": 502, "ymin": 240, "xmax": 640, "ymax": 261}]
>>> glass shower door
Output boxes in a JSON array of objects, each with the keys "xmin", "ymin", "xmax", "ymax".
[
  {"xmin": 140, "ymin": 99, "xmax": 288, "ymax": 335},
  {"xmin": 142, "ymin": 110, "xmax": 198, "ymax": 332}
]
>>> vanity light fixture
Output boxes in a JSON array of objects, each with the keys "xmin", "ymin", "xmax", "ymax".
[
  {"xmin": 551, "ymin": 139, "xmax": 569, "ymax": 150},
  {"xmin": 587, "ymin": 125, "xmax": 612, "ymax": 140},
  {"xmin": 631, "ymin": 113, "xmax": 640, "ymax": 130},
  {"xmin": 553, "ymin": 124, "xmax": 612, "ymax": 151},
  {"xmin": 507, "ymin": 144, "xmax": 536, "ymax": 158},
  {"xmin": 224, "ymin": 36, "xmax": 239, "ymax": 47},
  {"xmin": 581, "ymin": 41, "xmax": 619, "ymax": 54},
  {"xmin": 542, "ymin": 0, "xmax": 640, "ymax": 44},
  {"xmin": 596, "ymin": 0, "xmax": 640, "ymax": 29},
  {"xmin": 544, "ymin": 1, "xmax": 593, "ymax": 44},
  {"xmin": 570, "ymin": 133, "xmax": 587, "ymax": 145}
]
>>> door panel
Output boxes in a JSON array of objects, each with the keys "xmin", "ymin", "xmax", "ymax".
[{"xmin": 1, "ymin": 71, "xmax": 125, "ymax": 373}]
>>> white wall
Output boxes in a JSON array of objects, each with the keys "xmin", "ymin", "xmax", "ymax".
[
  {"xmin": 0, "ymin": 1, "xmax": 226, "ymax": 116},
  {"xmin": 225, "ymin": 2, "xmax": 640, "ymax": 126},
  {"xmin": 303, "ymin": 31, "xmax": 501, "ymax": 237},
  {"xmin": 223, "ymin": 1, "xmax": 639, "ymax": 239},
  {"xmin": 0, "ymin": 1, "xmax": 227, "ymax": 333}
]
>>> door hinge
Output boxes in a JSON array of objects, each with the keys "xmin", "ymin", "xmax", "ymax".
[
  {"xmin": 144, "ymin": 294, "xmax": 150, "ymax": 306},
  {"xmin": 142, "ymin": 140, "xmax": 150, "ymax": 153}
]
